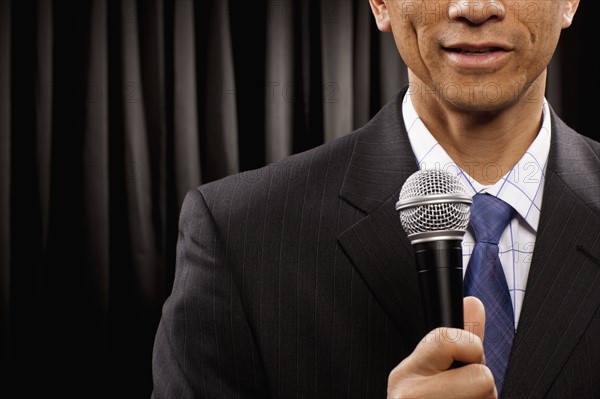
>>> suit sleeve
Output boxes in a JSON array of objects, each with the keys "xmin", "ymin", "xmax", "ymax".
[{"xmin": 151, "ymin": 188, "xmax": 270, "ymax": 398}]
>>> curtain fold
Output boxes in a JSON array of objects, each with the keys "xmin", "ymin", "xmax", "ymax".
[
  {"xmin": 173, "ymin": 0, "xmax": 201, "ymax": 201},
  {"xmin": 352, "ymin": 0, "xmax": 374, "ymax": 128},
  {"xmin": 36, "ymin": 0, "xmax": 52, "ymax": 253},
  {"xmin": 83, "ymin": 0, "xmax": 109, "ymax": 325},
  {"xmin": 120, "ymin": 0, "xmax": 158, "ymax": 305},
  {"xmin": 202, "ymin": 1, "xmax": 239, "ymax": 183},
  {"xmin": 265, "ymin": 0, "xmax": 295, "ymax": 162},
  {"xmin": 137, "ymin": 0, "xmax": 168, "ymax": 297},
  {"xmin": 0, "ymin": 0, "xmax": 595, "ymax": 397},
  {"xmin": 321, "ymin": 0, "xmax": 354, "ymax": 141},
  {"xmin": 0, "ymin": 0, "xmax": 11, "ymax": 380}
]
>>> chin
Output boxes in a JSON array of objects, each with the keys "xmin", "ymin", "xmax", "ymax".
[{"xmin": 445, "ymin": 95, "xmax": 516, "ymax": 114}]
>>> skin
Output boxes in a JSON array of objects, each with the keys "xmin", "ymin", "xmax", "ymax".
[
  {"xmin": 370, "ymin": 0, "xmax": 580, "ymax": 185},
  {"xmin": 388, "ymin": 297, "xmax": 493, "ymax": 398},
  {"xmin": 368, "ymin": 1, "xmax": 580, "ymax": 397}
]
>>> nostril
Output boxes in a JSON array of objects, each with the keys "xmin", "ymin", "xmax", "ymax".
[
  {"xmin": 447, "ymin": 1, "xmax": 506, "ymax": 25},
  {"xmin": 462, "ymin": 15, "xmax": 501, "ymax": 27}
]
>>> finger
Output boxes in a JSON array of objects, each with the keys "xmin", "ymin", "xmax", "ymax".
[
  {"xmin": 408, "ymin": 326, "xmax": 485, "ymax": 373},
  {"xmin": 437, "ymin": 363, "xmax": 498, "ymax": 398},
  {"xmin": 389, "ymin": 362, "xmax": 497, "ymax": 399},
  {"xmin": 464, "ymin": 296, "xmax": 485, "ymax": 342}
]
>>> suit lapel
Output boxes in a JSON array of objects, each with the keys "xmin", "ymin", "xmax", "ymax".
[
  {"xmin": 502, "ymin": 113, "xmax": 600, "ymax": 398},
  {"xmin": 338, "ymin": 194, "xmax": 426, "ymax": 345},
  {"xmin": 337, "ymin": 89, "xmax": 427, "ymax": 345}
]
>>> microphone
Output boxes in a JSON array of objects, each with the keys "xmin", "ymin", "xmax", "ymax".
[{"xmin": 395, "ymin": 169, "xmax": 472, "ymax": 331}]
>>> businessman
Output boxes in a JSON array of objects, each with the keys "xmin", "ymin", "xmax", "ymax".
[{"xmin": 152, "ymin": 0, "xmax": 600, "ymax": 397}]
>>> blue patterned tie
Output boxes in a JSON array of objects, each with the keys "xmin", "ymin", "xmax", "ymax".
[{"xmin": 464, "ymin": 193, "xmax": 515, "ymax": 396}]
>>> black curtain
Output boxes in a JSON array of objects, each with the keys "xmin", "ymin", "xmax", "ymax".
[{"xmin": 0, "ymin": 0, "xmax": 596, "ymax": 397}]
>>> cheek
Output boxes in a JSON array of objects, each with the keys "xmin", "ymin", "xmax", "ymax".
[
  {"xmin": 526, "ymin": 20, "xmax": 562, "ymax": 71},
  {"xmin": 388, "ymin": 3, "xmax": 432, "ymax": 69},
  {"xmin": 522, "ymin": 4, "xmax": 564, "ymax": 56},
  {"xmin": 391, "ymin": 23, "xmax": 436, "ymax": 73},
  {"xmin": 391, "ymin": 24, "xmax": 420, "ymax": 64}
]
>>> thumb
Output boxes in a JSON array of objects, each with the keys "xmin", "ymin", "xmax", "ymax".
[{"xmin": 464, "ymin": 296, "xmax": 485, "ymax": 342}]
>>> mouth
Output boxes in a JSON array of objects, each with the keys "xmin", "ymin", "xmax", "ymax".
[
  {"xmin": 444, "ymin": 46, "xmax": 506, "ymax": 55},
  {"xmin": 441, "ymin": 43, "xmax": 513, "ymax": 69}
]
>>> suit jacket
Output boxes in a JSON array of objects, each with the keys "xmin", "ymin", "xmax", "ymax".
[{"xmin": 152, "ymin": 88, "xmax": 600, "ymax": 398}]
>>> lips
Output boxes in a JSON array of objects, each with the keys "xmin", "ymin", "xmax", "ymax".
[
  {"xmin": 446, "ymin": 47, "xmax": 505, "ymax": 55},
  {"xmin": 441, "ymin": 42, "xmax": 513, "ymax": 69},
  {"xmin": 443, "ymin": 42, "xmax": 512, "ymax": 54}
]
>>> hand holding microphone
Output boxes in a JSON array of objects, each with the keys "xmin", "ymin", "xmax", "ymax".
[
  {"xmin": 386, "ymin": 170, "xmax": 497, "ymax": 398},
  {"xmin": 387, "ymin": 296, "xmax": 495, "ymax": 398}
]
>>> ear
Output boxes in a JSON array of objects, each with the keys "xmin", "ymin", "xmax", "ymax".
[
  {"xmin": 369, "ymin": 0, "xmax": 392, "ymax": 32},
  {"xmin": 562, "ymin": 0, "xmax": 580, "ymax": 28}
]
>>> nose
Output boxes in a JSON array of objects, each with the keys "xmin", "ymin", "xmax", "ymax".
[{"xmin": 447, "ymin": 0, "xmax": 506, "ymax": 25}]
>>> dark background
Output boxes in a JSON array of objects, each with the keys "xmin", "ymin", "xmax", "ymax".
[{"xmin": 0, "ymin": 0, "xmax": 597, "ymax": 397}]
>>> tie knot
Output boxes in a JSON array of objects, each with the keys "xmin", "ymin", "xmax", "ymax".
[{"xmin": 469, "ymin": 194, "xmax": 515, "ymax": 244}]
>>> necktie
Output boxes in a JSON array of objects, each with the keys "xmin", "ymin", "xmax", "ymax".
[{"xmin": 464, "ymin": 193, "xmax": 516, "ymax": 396}]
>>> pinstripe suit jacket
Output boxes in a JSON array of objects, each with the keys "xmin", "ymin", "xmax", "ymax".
[{"xmin": 152, "ymin": 88, "xmax": 600, "ymax": 398}]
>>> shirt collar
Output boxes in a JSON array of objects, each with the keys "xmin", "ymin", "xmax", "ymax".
[{"xmin": 402, "ymin": 91, "xmax": 551, "ymax": 232}]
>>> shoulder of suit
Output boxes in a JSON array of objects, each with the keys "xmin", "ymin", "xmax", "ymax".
[{"xmin": 195, "ymin": 131, "xmax": 358, "ymax": 202}]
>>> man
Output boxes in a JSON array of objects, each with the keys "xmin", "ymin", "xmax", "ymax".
[{"xmin": 152, "ymin": 0, "xmax": 600, "ymax": 397}]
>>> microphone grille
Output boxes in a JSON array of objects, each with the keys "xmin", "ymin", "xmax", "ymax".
[{"xmin": 397, "ymin": 169, "xmax": 471, "ymax": 236}]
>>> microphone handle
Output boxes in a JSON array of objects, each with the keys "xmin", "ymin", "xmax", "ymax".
[
  {"xmin": 413, "ymin": 239, "xmax": 465, "ymax": 369},
  {"xmin": 413, "ymin": 239, "xmax": 464, "ymax": 331}
]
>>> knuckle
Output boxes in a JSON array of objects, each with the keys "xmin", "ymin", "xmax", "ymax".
[
  {"xmin": 470, "ymin": 334, "xmax": 485, "ymax": 357},
  {"xmin": 388, "ymin": 367, "xmax": 401, "ymax": 384},
  {"xmin": 388, "ymin": 356, "xmax": 414, "ymax": 381},
  {"xmin": 469, "ymin": 331, "xmax": 483, "ymax": 347},
  {"xmin": 387, "ymin": 383, "xmax": 418, "ymax": 399},
  {"xmin": 429, "ymin": 327, "xmax": 462, "ymax": 352},
  {"xmin": 470, "ymin": 364, "xmax": 496, "ymax": 392},
  {"xmin": 388, "ymin": 362, "xmax": 407, "ymax": 385}
]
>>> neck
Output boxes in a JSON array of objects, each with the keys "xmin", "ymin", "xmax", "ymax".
[{"xmin": 409, "ymin": 72, "xmax": 546, "ymax": 185}]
